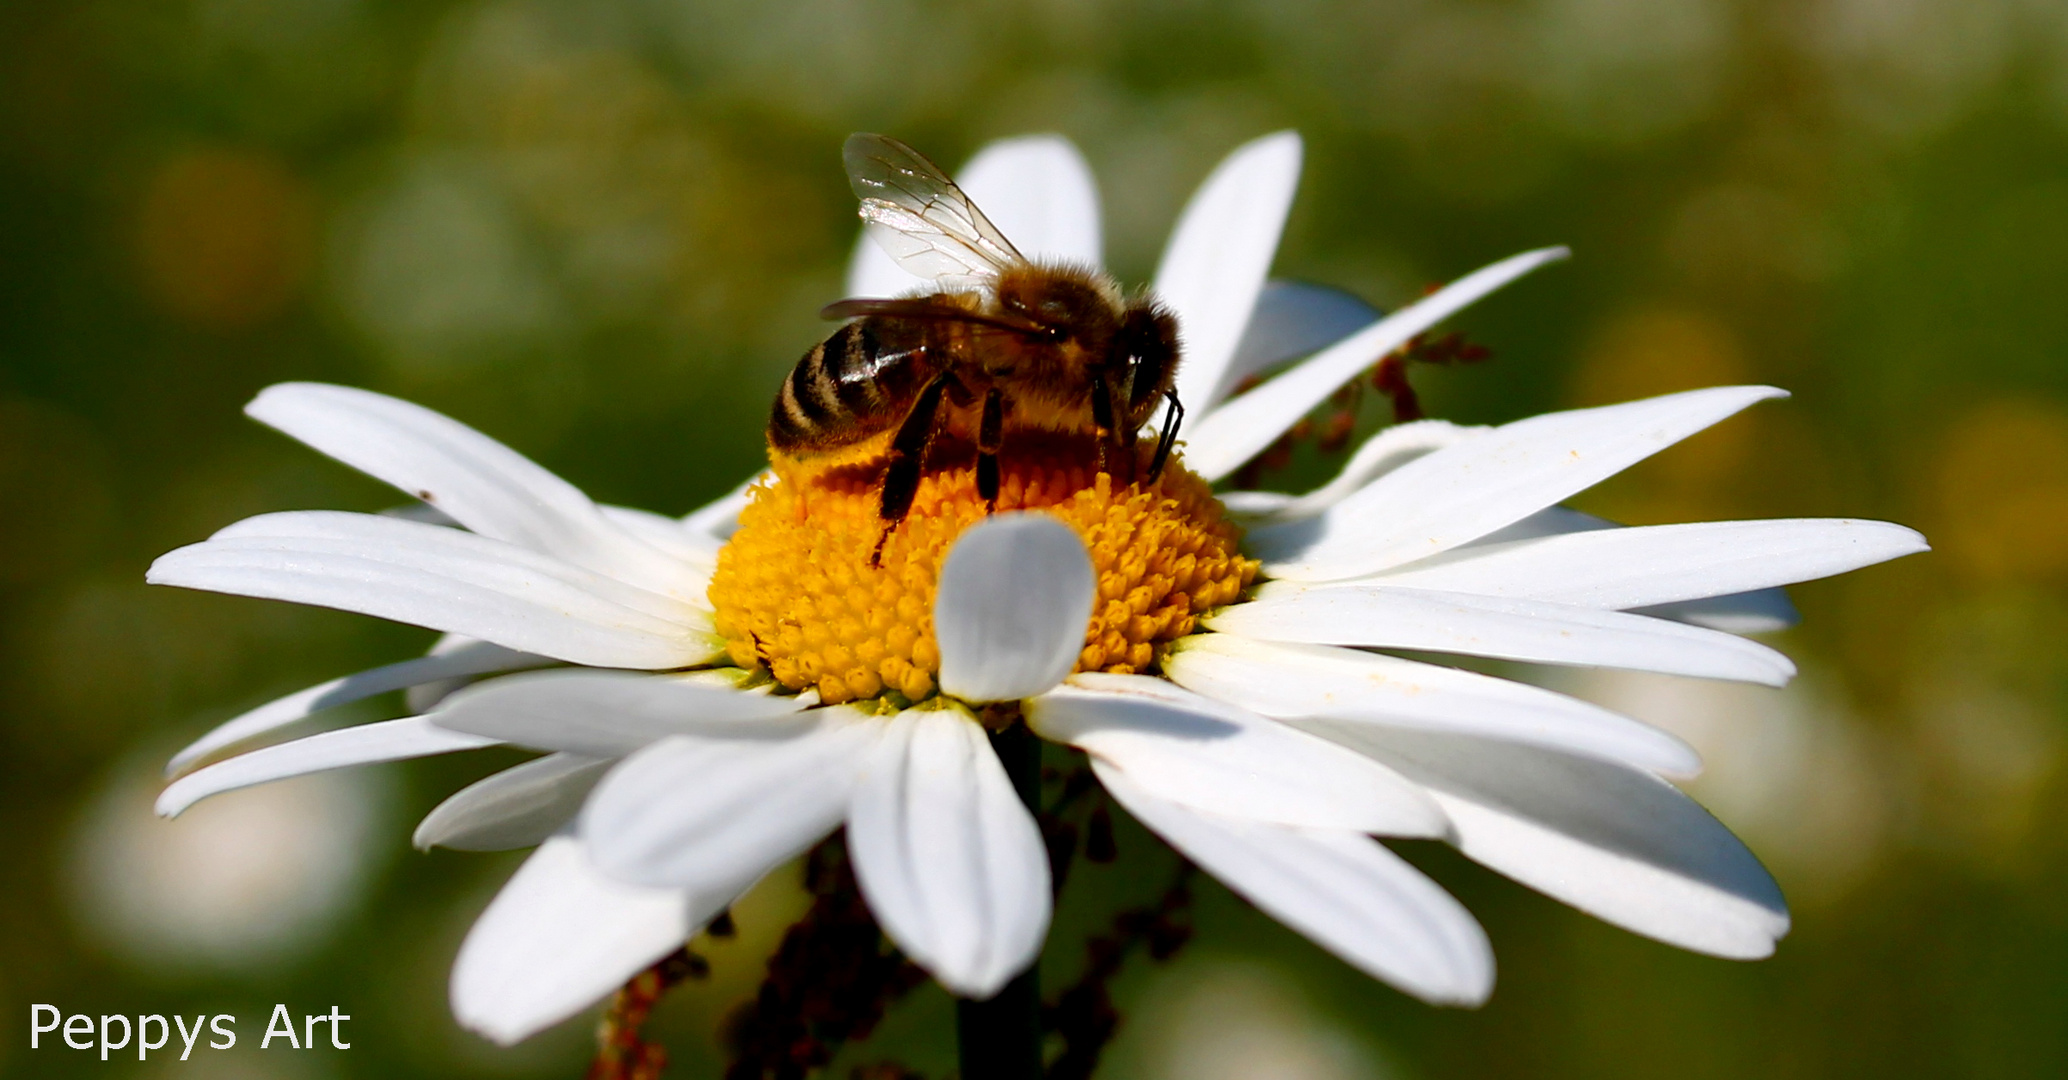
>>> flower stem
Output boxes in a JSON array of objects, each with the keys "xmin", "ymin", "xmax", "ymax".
[{"xmin": 957, "ymin": 723, "xmax": 1045, "ymax": 1080}]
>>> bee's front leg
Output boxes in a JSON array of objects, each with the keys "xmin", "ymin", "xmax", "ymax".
[
  {"xmin": 976, "ymin": 388, "xmax": 1005, "ymax": 512},
  {"xmin": 873, "ymin": 372, "xmax": 952, "ymax": 566},
  {"xmin": 1089, "ymin": 372, "xmax": 1125, "ymax": 481}
]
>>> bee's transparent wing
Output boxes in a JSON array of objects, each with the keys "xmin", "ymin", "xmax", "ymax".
[{"xmin": 845, "ymin": 133, "xmax": 1025, "ymax": 289}]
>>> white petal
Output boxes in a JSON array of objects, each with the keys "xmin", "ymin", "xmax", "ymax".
[
  {"xmin": 450, "ymin": 834, "xmax": 693, "ymax": 1045},
  {"xmin": 1207, "ymin": 586, "xmax": 1797, "ymax": 686},
  {"xmin": 956, "ymin": 135, "xmax": 1102, "ymax": 267},
  {"xmin": 1226, "ymin": 420, "xmax": 1487, "ymax": 525},
  {"xmin": 157, "ymin": 716, "xmax": 496, "ymax": 818},
  {"xmin": 1250, "ymin": 385, "xmax": 1788, "ymax": 579},
  {"xmin": 1160, "ymin": 132, "xmax": 1303, "ymax": 413},
  {"xmin": 1316, "ymin": 727, "xmax": 1789, "ymax": 959},
  {"xmin": 1215, "ymin": 489, "xmax": 1299, "ymax": 516},
  {"xmin": 680, "ymin": 473, "xmax": 764, "ymax": 544},
  {"xmin": 1097, "ymin": 766, "xmax": 1492, "ymax": 1005},
  {"xmin": 1343, "ymin": 518, "xmax": 1929, "ymax": 610},
  {"xmin": 580, "ymin": 709, "xmax": 876, "ymax": 890},
  {"xmin": 1165, "ymin": 635, "xmax": 1698, "ymax": 776},
  {"xmin": 148, "ymin": 511, "xmax": 721, "ymax": 670},
  {"xmin": 430, "ymin": 670, "xmax": 808, "ymax": 756},
  {"xmin": 601, "ymin": 504, "xmax": 720, "ymax": 576},
  {"xmin": 415, "ymin": 753, "xmax": 612, "ymax": 852},
  {"xmin": 1025, "ymin": 674, "xmax": 1446, "ymax": 835},
  {"xmin": 408, "ymin": 633, "xmax": 517, "ymax": 713},
  {"xmin": 935, "ymin": 513, "xmax": 1095, "ymax": 703},
  {"xmin": 1446, "ymin": 506, "xmax": 1800, "ymax": 632},
  {"xmin": 1456, "ymin": 503, "xmax": 1616, "ymax": 545},
  {"xmin": 848, "ymin": 704, "xmax": 1050, "ymax": 998},
  {"xmin": 1186, "ymin": 248, "xmax": 1570, "ymax": 482},
  {"xmin": 1215, "ymin": 281, "xmax": 1383, "ymax": 409},
  {"xmin": 1637, "ymin": 589, "xmax": 1799, "ymax": 634},
  {"xmin": 166, "ymin": 639, "xmax": 546, "ymax": 777},
  {"xmin": 247, "ymin": 383, "xmax": 700, "ymax": 600}
]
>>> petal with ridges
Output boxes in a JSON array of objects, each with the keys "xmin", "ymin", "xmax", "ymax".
[
  {"xmin": 415, "ymin": 753, "xmax": 612, "ymax": 852},
  {"xmin": 1225, "ymin": 420, "xmax": 1486, "ymax": 525},
  {"xmin": 450, "ymin": 834, "xmax": 694, "ymax": 1045},
  {"xmin": 1215, "ymin": 281, "xmax": 1384, "ymax": 409},
  {"xmin": 1161, "ymin": 132, "xmax": 1303, "ymax": 413},
  {"xmin": 1313, "ymin": 727, "xmax": 1789, "ymax": 959},
  {"xmin": 1207, "ymin": 586, "xmax": 1797, "ymax": 686},
  {"xmin": 936, "ymin": 514, "xmax": 1096, "ymax": 703},
  {"xmin": 848, "ymin": 703, "xmax": 1051, "ymax": 998},
  {"xmin": 581, "ymin": 710, "xmax": 876, "ymax": 890},
  {"xmin": 1442, "ymin": 506, "xmax": 1799, "ymax": 632},
  {"xmin": 158, "ymin": 716, "xmax": 497, "ymax": 818},
  {"xmin": 1187, "ymin": 248, "xmax": 1569, "ymax": 481},
  {"xmin": 1026, "ymin": 674, "xmax": 1447, "ymax": 835},
  {"xmin": 167, "ymin": 639, "xmax": 546, "ymax": 777},
  {"xmin": 601, "ymin": 505, "xmax": 719, "ymax": 576},
  {"xmin": 247, "ymin": 383, "xmax": 699, "ymax": 600},
  {"xmin": 1250, "ymin": 385, "xmax": 1787, "ymax": 579},
  {"xmin": 1097, "ymin": 766, "xmax": 1492, "ymax": 1005},
  {"xmin": 149, "ymin": 512, "xmax": 720, "ymax": 670},
  {"xmin": 430, "ymin": 670, "xmax": 808, "ymax": 757},
  {"xmin": 1164, "ymin": 635, "xmax": 1698, "ymax": 776},
  {"xmin": 1339, "ymin": 518, "xmax": 1929, "ymax": 610}
]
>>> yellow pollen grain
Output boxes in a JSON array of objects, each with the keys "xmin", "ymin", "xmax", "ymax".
[{"xmin": 707, "ymin": 446, "xmax": 1257, "ymax": 706}]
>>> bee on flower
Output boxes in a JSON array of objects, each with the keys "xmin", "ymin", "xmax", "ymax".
[{"xmin": 147, "ymin": 130, "xmax": 1926, "ymax": 1050}]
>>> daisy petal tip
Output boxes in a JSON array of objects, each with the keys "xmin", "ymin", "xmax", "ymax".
[
  {"xmin": 1760, "ymin": 653, "xmax": 1800, "ymax": 688},
  {"xmin": 1416, "ymin": 957, "xmax": 1496, "ymax": 1008},
  {"xmin": 1888, "ymin": 523, "xmax": 1932, "ymax": 556},
  {"xmin": 241, "ymin": 380, "xmax": 308, "ymax": 418},
  {"xmin": 1437, "ymin": 980, "xmax": 1495, "ymax": 1010},
  {"xmin": 1246, "ymin": 128, "xmax": 1303, "ymax": 161},
  {"xmin": 938, "ymin": 956, "xmax": 1030, "ymax": 1002},
  {"xmin": 141, "ymin": 548, "xmax": 193, "ymax": 586},
  {"xmin": 461, "ymin": 1017, "xmax": 530, "ymax": 1049},
  {"xmin": 1656, "ymin": 744, "xmax": 1706, "ymax": 782},
  {"xmin": 243, "ymin": 381, "xmax": 367, "ymax": 430}
]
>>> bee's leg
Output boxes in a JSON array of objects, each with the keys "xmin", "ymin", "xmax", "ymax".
[
  {"xmin": 873, "ymin": 373, "xmax": 951, "ymax": 566},
  {"xmin": 1089, "ymin": 373, "xmax": 1118, "ymax": 479},
  {"xmin": 1146, "ymin": 388, "xmax": 1185, "ymax": 483},
  {"xmin": 1112, "ymin": 377, "xmax": 1141, "ymax": 484},
  {"xmin": 976, "ymin": 387, "xmax": 1005, "ymax": 511}
]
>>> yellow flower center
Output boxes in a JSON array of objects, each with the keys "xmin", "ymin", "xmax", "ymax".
[{"xmin": 707, "ymin": 438, "xmax": 1258, "ymax": 706}]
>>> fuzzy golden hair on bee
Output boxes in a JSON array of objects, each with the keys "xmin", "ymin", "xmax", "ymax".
[{"xmin": 768, "ymin": 134, "xmax": 1185, "ymax": 540}]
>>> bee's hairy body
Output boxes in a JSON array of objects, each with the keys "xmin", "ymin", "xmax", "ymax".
[
  {"xmin": 769, "ymin": 133, "xmax": 1187, "ymax": 538},
  {"xmin": 769, "ymin": 262, "xmax": 1182, "ymax": 525}
]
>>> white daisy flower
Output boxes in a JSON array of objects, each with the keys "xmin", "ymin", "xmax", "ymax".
[{"xmin": 147, "ymin": 132, "xmax": 1928, "ymax": 1046}]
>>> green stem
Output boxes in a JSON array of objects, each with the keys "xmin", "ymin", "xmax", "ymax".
[{"xmin": 957, "ymin": 722, "xmax": 1044, "ymax": 1080}]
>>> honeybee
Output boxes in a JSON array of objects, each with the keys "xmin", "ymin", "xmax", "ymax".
[{"xmin": 770, "ymin": 133, "xmax": 1184, "ymax": 538}]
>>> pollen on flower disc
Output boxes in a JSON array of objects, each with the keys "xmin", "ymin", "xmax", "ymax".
[{"xmin": 708, "ymin": 442, "xmax": 1257, "ymax": 706}]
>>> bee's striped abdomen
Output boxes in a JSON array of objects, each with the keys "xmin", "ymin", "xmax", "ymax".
[{"xmin": 769, "ymin": 318, "xmax": 927, "ymax": 452}]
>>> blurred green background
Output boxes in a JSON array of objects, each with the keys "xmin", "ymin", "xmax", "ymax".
[{"xmin": 5, "ymin": 0, "xmax": 2068, "ymax": 1076}]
